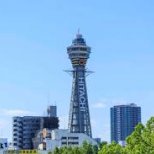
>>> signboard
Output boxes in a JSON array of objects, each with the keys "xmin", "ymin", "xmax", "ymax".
[{"xmin": 78, "ymin": 77, "xmax": 86, "ymax": 111}]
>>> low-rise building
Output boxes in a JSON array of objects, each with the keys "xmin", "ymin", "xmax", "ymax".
[
  {"xmin": 0, "ymin": 138, "xmax": 8, "ymax": 150},
  {"xmin": 35, "ymin": 129, "xmax": 97, "ymax": 151}
]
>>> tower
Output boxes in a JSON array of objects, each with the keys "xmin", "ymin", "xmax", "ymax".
[
  {"xmin": 67, "ymin": 33, "xmax": 92, "ymax": 137},
  {"xmin": 111, "ymin": 103, "xmax": 141, "ymax": 144}
]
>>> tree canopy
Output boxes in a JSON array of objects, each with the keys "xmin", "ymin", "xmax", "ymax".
[{"xmin": 47, "ymin": 117, "xmax": 154, "ymax": 154}]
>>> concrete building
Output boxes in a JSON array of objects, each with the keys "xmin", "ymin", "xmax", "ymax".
[
  {"xmin": 47, "ymin": 106, "xmax": 57, "ymax": 117},
  {"xmin": 0, "ymin": 138, "xmax": 8, "ymax": 150},
  {"xmin": 67, "ymin": 33, "xmax": 92, "ymax": 137},
  {"xmin": 111, "ymin": 103, "xmax": 141, "ymax": 143},
  {"xmin": 35, "ymin": 129, "xmax": 97, "ymax": 151},
  {"xmin": 13, "ymin": 106, "xmax": 59, "ymax": 150}
]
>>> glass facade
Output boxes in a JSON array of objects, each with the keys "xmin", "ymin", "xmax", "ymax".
[{"xmin": 111, "ymin": 103, "xmax": 141, "ymax": 143}]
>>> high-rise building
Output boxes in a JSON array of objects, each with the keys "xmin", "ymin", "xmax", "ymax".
[
  {"xmin": 47, "ymin": 105, "xmax": 57, "ymax": 117},
  {"xmin": 13, "ymin": 107, "xmax": 59, "ymax": 149},
  {"xmin": 111, "ymin": 103, "xmax": 141, "ymax": 143},
  {"xmin": 67, "ymin": 33, "xmax": 92, "ymax": 137},
  {"xmin": 13, "ymin": 116, "xmax": 41, "ymax": 149}
]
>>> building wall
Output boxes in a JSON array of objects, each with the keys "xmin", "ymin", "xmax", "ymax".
[
  {"xmin": 37, "ymin": 129, "xmax": 97, "ymax": 151},
  {"xmin": 13, "ymin": 116, "xmax": 59, "ymax": 150},
  {"xmin": 13, "ymin": 117, "xmax": 23, "ymax": 149},
  {"xmin": 111, "ymin": 103, "xmax": 141, "ymax": 143},
  {"xmin": 0, "ymin": 138, "xmax": 8, "ymax": 150},
  {"xmin": 22, "ymin": 117, "xmax": 41, "ymax": 149},
  {"xmin": 47, "ymin": 106, "xmax": 57, "ymax": 117},
  {"xmin": 40, "ymin": 117, "xmax": 59, "ymax": 130}
]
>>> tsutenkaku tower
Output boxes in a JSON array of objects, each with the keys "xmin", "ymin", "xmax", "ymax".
[{"xmin": 67, "ymin": 33, "xmax": 92, "ymax": 137}]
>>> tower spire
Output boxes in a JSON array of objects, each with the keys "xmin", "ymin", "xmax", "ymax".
[{"xmin": 76, "ymin": 28, "xmax": 82, "ymax": 39}]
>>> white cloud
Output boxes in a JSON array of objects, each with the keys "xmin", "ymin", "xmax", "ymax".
[
  {"xmin": 0, "ymin": 109, "xmax": 35, "ymax": 117},
  {"xmin": 92, "ymin": 102, "xmax": 107, "ymax": 109},
  {"xmin": 111, "ymin": 99, "xmax": 128, "ymax": 106},
  {"xmin": 91, "ymin": 99, "xmax": 109, "ymax": 109},
  {"xmin": 0, "ymin": 119, "xmax": 8, "ymax": 128},
  {"xmin": 92, "ymin": 98, "xmax": 130, "ymax": 109}
]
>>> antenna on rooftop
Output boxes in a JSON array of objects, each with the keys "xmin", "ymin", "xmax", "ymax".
[
  {"xmin": 47, "ymin": 91, "xmax": 50, "ymax": 105},
  {"xmin": 77, "ymin": 28, "xmax": 80, "ymax": 34}
]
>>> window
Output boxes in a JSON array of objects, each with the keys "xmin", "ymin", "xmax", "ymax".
[
  {"xmin": 61, "ymin": 137, "xmax": 67, "ymax": 139},
  {"xmin": 68, "ymin": 137, "xmax": 79, "ymax": 140}
]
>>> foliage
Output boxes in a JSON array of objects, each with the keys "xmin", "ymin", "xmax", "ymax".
[
  {"xmin": 98, "ymin": 141, "xmax": 126, "ymax": 154},
  {"xmin": 48, "ymin": 141, "xmax": 98, "ymax": 154},
  {"xmin": 126, "ymin": 117, "xmax": 154, "ymax": 154},
  {"xmin": 98, "ymin": 117, "xmax": 154, "ymax": 154},
  {"xmin": 49, "ymin": 117, "xmax": 154, "ymax": 154}
]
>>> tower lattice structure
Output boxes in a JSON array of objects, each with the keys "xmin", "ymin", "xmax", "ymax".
[{"xmin": 67, "ymin": 33, "xmax": 92, "ymax": 137}]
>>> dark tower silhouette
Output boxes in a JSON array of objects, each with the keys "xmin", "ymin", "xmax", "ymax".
[{"xmin": 67, "ymin": 33, "xmax": 92, "ymax": 137}]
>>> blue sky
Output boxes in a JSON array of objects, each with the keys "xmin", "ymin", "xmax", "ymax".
[{"xmin": 0, "ymin": 0, "xmax": 154, "ymax": 142}]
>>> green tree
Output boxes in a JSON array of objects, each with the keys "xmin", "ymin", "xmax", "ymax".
[
  {"xmin": 81, "ymin": 141, "xmax": 94, "ymax": 154},
  {"xmin": 98, "ymin": 141, "xmax": 107, "ymax": 150},
  {"xmin": 49, "ymin": 117, "xmax": 154, "ymax": 154},
  {"xmin": 72, "ymin": 146, "xmax": 82, "ymax": 154},
  {"xmin": 126, "ymin": 117, "xmax": 154, "ymax": 154},
  {"xmin": 93, "ymin": 145, "xmax": 98, "ymax": 154},
  {"xmin": 52, "ymin": 147, "xmax": 60, "ymax": 154},
  {"xmin": 98, "ymin": 141, "xmax": 125, "ymax": 154}
]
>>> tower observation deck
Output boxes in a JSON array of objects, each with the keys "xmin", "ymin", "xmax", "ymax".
[{"xmin": 67, "ymin": 33, "xmax": 92, "ymax": 137}]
